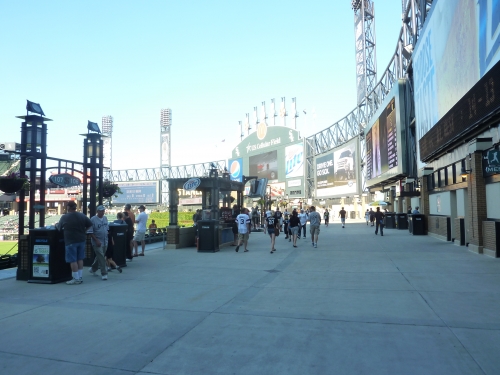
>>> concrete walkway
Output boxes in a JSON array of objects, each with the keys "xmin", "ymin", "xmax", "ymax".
[{"xmin": 1, "ymin": 220, "xmax": 500, "ymax": 374}]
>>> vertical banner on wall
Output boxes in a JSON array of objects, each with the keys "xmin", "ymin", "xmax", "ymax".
[
  {"xmin": 285, "ymin": 143, "xmax": 304, "ymax": 178},
  {"xmin": 365, "ymin": 97, "xmax": 398, "ymax": 181},
  {"xmin": 228, "ymin": 158, "xmax": 243, "ymax": 182}
]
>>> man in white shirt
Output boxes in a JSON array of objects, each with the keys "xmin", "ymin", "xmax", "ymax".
[
  {"xmin": 298, "ymin": 209, "xmax": 309, "ymax": 239},
  {"xmin": 235, "ymin": 208, "xmax": 251, "ymax": 252},
  {"xmin": 133, "ymin": 205, "xmax": 148, "ymax": 256}
]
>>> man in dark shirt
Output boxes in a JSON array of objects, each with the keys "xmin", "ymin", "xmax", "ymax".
[
  {"xmin": 57, "ymin": 201, "xmax": 92, "ymax": 285},
  {"xmin": 123, "ymin": 211, "xmax": 135, "ymax": 261},
  {"xmin": 373, "ymin": 207, "xmax": 385, "ymax": 236},
  {"xmin": 338, "ymin": 207, "xmax": 347, "ymax": 228}
]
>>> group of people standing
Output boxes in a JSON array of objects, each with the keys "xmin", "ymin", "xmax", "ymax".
[
  {"xmin": 232, "ymin": 206, "xmax": 323, "ymax": 253},
  {"xmin": 57, "ymin": 202, "xmax": 149, "ymax": 285}
]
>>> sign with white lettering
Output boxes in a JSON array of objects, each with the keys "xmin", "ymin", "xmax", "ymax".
[
  {"xmin": 183, "ymin": 178, "xmax": 201, "ymax": 191},
  {"xmin": 49, "ymin": 173, "xmax": 81, "ymax": 187},
  {"xmin": 483, "ymin": 149, "xmax": 500, "ymax": 176}
]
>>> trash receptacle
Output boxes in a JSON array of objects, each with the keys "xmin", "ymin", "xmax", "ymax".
[
  {"xmin": 198, "ymin": 220, "xmax": 220, "ymax": 252},
  {"xmin": 109, "ymin": 223, "xmax": 128, "ymax": 267},
  {"xmin": 28, "ymin": 227, "xmax": 71, "ymax": 284},
  {"xmin": 410, "ymin": 214, "xmax": 425, "ymax": 235},
  {"xmin": 396, "ymin": 214, "xmax": 408, "ymax": 230},
  {"xmin": 350, "ymin": 211, "xmax": 356, "ymax": 219},
  {"xmin": 384, "ymin": 213, "xmax": 395, "ymax": 229}
]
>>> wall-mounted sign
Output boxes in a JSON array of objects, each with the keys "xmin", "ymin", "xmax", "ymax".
[
  {"xmin": 183, "ymin": 178, "xmax": 201, "ymax": 191},
  {"xmin": 228, "ymin": 158, "xmax": 243, "ymax": 182},
  {"xmin": 49, "ymin": 173, "xmax": 81, "ymax": 187},
  {"xmin": 483, "ymin": 149, "xmax": 500, "ymax": 176}
]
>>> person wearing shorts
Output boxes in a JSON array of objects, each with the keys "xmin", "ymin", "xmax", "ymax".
[
  {"xmin": 57, "ymin": 201, "xmax": 92, "ymax": 285},
  {"xmin": 133, "ymin": 205, "xmax": 148, "ymax": 256},
  {"xmin": 308, "ymin": 206, "xmax": 321, "ymax": 248},
  {"xmin": 235, "ymin": 208, "xmax": 251, "ymax": 252},
  {"xmin": 289, "ymin": 209, "xmax": 300, "ymax": 247},
  {"xmin": 338, "ymin": 207, "xmax": 347, "ymax": 228},
  {"xmin": 265, "ymin": 210, "xmax": 278, "ymax": 254}
]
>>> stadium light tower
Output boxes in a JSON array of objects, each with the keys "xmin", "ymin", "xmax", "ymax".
[
  {"xmin": 101, "ymin": 115, "xmax": 113, "ymax": 170},
  {"xmin": 353, "ymin": 0, "xmax": 377, "ymax": 106},
  {"xmin": 160, "ymin": 108, "xmax": 172, "ymax": 205}
]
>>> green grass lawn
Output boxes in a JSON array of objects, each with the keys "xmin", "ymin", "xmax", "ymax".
[{"xmin": 0, "ymin": 241, "xmax": 18, "ymax": 255}]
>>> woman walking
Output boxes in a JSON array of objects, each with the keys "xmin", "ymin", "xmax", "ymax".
[
  {"xmin": 289, "ymin": 210, "xmax": 300, "ymax": 247},
  {"xmin": 365, "ymin": 209, "xmax": 370, "ymax": 225},
  {"xmin": 265, "ymin": 210, "xmax": 279, "ymax": 253},
  {"xmin": 323, "ymin": 209, "xmax": 330, "ymax": 227}
]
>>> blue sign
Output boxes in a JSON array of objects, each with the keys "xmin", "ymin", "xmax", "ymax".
[
  {"xmin": 112, "ymin": 182, "xmax": 159, "ymax": 204},
  {"xmin": 228, "ymin": 158, "xmax": 243, "ymax": 182}
]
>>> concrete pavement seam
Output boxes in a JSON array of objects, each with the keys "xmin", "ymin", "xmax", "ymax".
[{"xmin": 387, "ymin": 256, "xmax": 489, "ymax": 375}]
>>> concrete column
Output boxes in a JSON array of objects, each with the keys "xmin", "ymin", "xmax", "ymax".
[
  {"xmin": 397, "ymin": 197, "xmax": 403, "ymax": 213},
  {"xmin": 404, "ymin": 184, "xmax": 411, "ymax": 212},
  {"xmin": 387, "ymin": 190, "xmax": 395, "ymax": 212},
  {"xmin": 467, "ymin": 152, "xmax": 487, "ymax": 254},
  {"xmin": 420, "ymin": 176, "xmax": 430, "ymax": 216}
]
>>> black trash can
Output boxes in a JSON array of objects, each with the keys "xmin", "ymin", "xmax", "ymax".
[
  {"xmin": 410, "ymin": 214, "xmax": 425, "ymax": 235},
  {"xmin": 198, "ymin": 220, "xmax": 220, "ymax": 253},
  {"xmin": 108, "ymin": 223, "xmax": 128, "ymax": 267},
  {"xmin": 28, "ymin": 227, "xmax": 71, "ymax": 284},
  {"xmin": 384, "ymin": 213, "xmax": 395, "ymax": 229},
  {"xmin": 396, "ymin": 214, "xmax": 408, "ymax": 230}
]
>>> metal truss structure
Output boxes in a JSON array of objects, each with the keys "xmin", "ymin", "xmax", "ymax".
[
  {"xmin": 106, "ymin": 160, "xmax": 227, "ymax": 182},
  {"xmin": 305, "ymin": 0, "xmax": 433, "ymax": 198},
  {"xmin": 353, "ymin": 0, "xmax": 377, "ymax": 106}
]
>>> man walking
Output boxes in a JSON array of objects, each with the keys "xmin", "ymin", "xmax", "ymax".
[
  {"xmin": 338, "ymin": 207, "xmax": 347, "ymax": 228},
  {"xmin": 57, "ymin": 201, "xmax": 92, "ymax": 285},
  {"xmin": 133, "ymin": 205, "xmax": 148, "ymax": 256},
  {"xmin": 235, "ymin": 208, "xmax": 251, "ymax": 252},
  {"xmin": 308, "ymin": 206, "xmax": 321, "ymax": 248},
  {"xmin": 374, "ymin": 207, "xmax": 385, "ymax": 236},
  {"xmin": 298, "ymin": 209, "xmax": 308, "ymax": 239},
  {"xmin": 89, "ymin": 205, "xmax": 109, "ymax": 281}
]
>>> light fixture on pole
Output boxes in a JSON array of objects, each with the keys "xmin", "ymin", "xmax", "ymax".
[
  {"xmin": 461, "ymin": 167, "xmax": 471, "ymax": 179},
  {"xmin": 26, "ymin": 100, "xmax": 45, "ymax": 116}
]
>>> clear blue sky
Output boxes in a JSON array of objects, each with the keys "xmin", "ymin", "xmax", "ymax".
[{"xmin": 0, "ymin": 1, "xmax": 403, "ymax": 171}]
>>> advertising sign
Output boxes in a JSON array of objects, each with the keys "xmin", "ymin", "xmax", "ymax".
[
  {"xmin": 285, "ymin": 143, "xmax": 304, "ymax": 178},
  {"xmin": 315, "ymin": 139, "xmax": 358, "ymax": 197},
  {"xmin": 32, "ymin": 243, "xmax": 50, "ymax": 278},
  {"xmin": 413, "ymin": 0, "xmax": 500, "ymax": 168},
  {"xmin": 483, "ymin": 149, "xmax": 500, "ymax": 176},
  {"xmin": 366, "ymin": 98, "xmax": 398, "ymax": 180},
  {"xmin": 183, "ymin": 178, "xmax": 201, "ymax": 191},
  {"xmin": 232, "ymin": 125, "xmax": 304, "ymax": 197},
  {"xmin": 113, "ymin": 181, "xmax": 159, "ymax": 204},
  {"xmin": 249, "ymin": 150, "xmax": 278, "ymax": 182},
  {"xmin": 228, "ymin": 158, "xmax": 243, "ymax": 182}
]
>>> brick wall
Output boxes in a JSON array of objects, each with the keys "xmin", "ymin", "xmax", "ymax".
[
  {"xmin": 467, "ymin": 152, "xmax": 488, "ymax": 247},
  {"xmin": 453, "ymin": 217, "xmax": 465, "ymax": 245},
  {"xmin": 483, "ymin": 221, "xmax": 498, "ymax": 256},
  {"xmin": 428, "ymin": 215, "xmax": 450, "ymax": 240},
  {"xmin": 167, "ymin": 226, "xmax": 179, "ymax": 244}
]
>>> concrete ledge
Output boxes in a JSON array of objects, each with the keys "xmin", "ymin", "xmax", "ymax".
[
  {"xmin": 428, "ymin": 232, "xmax": 448, "ymax": 242},
  {"xmin": 468, "ymin": 243, "xmax": 484, "ymax": 254},
  {"xmin": 164, "ymin": 244, "xmax": 196, "ymax": 250},
  {"xmin": 483, "ymin": 247, "xmax": 498, "ymax": 258}
]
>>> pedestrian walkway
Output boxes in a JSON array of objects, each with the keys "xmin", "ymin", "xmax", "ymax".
[{"xmin": 1, "ymin": 221, "xmax": 499, "ymax": 374}]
